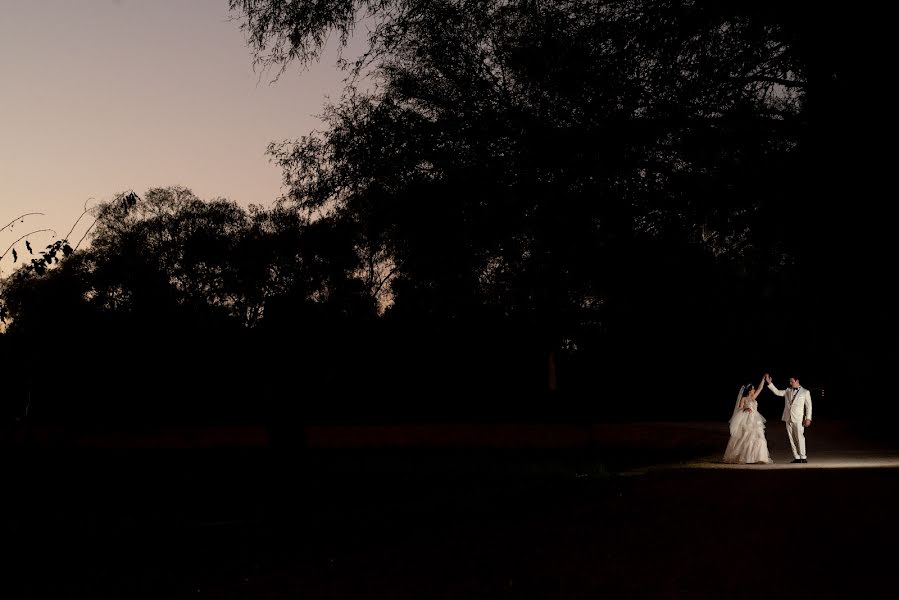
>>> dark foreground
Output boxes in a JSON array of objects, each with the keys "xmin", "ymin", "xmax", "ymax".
[{"xmin": 2, "ymin": 422, "xmax": 897, "ymax": 598}]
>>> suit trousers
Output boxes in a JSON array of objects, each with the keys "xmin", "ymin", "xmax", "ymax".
[{"xmin": 786, "ymin": 421, "xmax": 807, "ymax": 459}]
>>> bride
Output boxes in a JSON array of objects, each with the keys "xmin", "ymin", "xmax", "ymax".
[{"xmin": 723, "ymin": 376, "xmax": 773, "ymax": 464}]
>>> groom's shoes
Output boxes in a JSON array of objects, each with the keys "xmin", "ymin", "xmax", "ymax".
[
  {"xmin": 790, "ymin": 459, "xmax": 802, "ymax": 463},
  {"xmin": 800, "ymin": 458, "xmax": 808, "ymax": 463}
]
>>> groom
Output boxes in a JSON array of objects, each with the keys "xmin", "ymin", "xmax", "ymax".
[{"xmin": 765, "ymin": 373, "xmax": 813, "ymax": 463}]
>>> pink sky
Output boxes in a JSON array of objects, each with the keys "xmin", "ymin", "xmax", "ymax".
[{"xmin": 1, "ymin": 0, "xmax": 355, "ymax": 272}]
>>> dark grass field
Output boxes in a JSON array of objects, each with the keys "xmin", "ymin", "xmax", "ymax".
[{"xmin": 2, "ymin": 422, "xmax": 898, "ymax": 598}]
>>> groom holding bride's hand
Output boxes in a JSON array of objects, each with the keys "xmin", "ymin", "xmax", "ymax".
[{"xmin": 765, "ymin": 373, "xmax": 813, "ymax": 463}]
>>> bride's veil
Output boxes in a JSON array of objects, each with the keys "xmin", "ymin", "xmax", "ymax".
[{"xmin": 729, "ymin": 384, "xmax": 747, "ymax": 436}]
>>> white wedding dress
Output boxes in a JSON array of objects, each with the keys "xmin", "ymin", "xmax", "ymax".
[{"xmin": 723, "ymin": 397, "xmax": 772, "ymax": 464}]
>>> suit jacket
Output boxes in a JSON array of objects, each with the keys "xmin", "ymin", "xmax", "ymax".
[{"xmin": 767, "ymin": 383, "xmax": 812, "ymax": 424}]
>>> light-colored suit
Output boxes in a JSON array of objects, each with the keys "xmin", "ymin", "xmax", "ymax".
[{"xmin": 768, "ymin": 383, "xmax": 812, "ymax": 459}]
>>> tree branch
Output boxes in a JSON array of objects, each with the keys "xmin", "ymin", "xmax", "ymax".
[
  {"xmin": 1, "ymin": 229, "xmax": 58, "ymax": 262},
  {"xmin": 1, "ymin": 213, "xmax": 45, "ymax": 236}
]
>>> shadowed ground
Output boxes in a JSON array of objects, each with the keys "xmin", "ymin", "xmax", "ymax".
[{"xmin": 2, "ymin": 420, "xmax": 897, "ymax": 598}]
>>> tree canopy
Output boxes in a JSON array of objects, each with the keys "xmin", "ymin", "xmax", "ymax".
[
  {"xmin": 231, "ymin": 1, "xmax": 811, "ymax": 363},
  {"xmin": 2, "ymin": 1, "xmax": 889, "ymax": 425}
]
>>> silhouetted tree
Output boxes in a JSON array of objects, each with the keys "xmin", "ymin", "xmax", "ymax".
[
  {"xmin": 2, "ymin": 187, "xmax": 375, "ymax": 333},
  {"xmin": 231, "ymin": 0, "xmax": 810, "ymax": 394},
  {"xmin": 0, "ymin": 187, "xmax": 378, "ymax": 426}
]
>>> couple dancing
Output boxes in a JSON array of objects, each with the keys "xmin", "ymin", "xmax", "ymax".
[{"xmin": 723, "ymin": 373, "xmax": 813, "ymax": 465}]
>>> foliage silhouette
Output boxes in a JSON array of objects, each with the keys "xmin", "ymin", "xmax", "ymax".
[
  {"xmin": 231, "ymin": 0, "xmax": 816, "ymax": 395},
  {"xmin": 2, "ymin": 2, "xmax": 892, "ymax": 430},
  {"xmin": 0, "ymin": 187, "xmax": 379, "ymax": 429}
]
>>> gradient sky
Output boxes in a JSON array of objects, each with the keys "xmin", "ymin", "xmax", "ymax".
[{"xmin": 1, "ymin": 0, "xmax": 353, "ymax": 273}]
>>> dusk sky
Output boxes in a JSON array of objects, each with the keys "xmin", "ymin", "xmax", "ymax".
[{"xmin": 1, "ymin": 0, "xmax": 354, "ymax": 271}]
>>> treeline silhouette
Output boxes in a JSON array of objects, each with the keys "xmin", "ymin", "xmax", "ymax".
[{"xmin": 1, "ymin": 1, "xmax": 895, "ymax": 432}]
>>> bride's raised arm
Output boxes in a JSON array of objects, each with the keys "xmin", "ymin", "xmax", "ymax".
[{"xmin": 751, "ymin": 376, "xmax": 766, "ymax": 400}]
